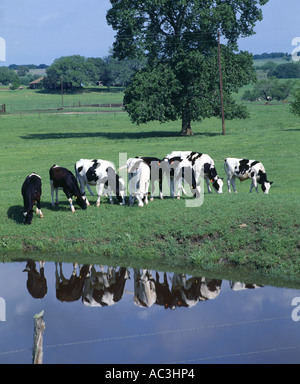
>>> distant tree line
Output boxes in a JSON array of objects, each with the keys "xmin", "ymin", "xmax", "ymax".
[
  {"xmin": 257, "ymin": 61, "xmax": 300, "ymax": 79},
  {"xmin": 0, "ymin": 54, "xmax": 146, "ymax": 90},
  {"xmin": 253, "ymin": 52, "xmax": 291, "ymax": 60}
]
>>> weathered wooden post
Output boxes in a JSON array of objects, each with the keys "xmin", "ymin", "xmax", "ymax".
[{"xmin": 32, "ymin": 310, "xmax": 45, "ymax": 364}]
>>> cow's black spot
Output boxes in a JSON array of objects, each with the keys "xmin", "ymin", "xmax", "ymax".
[
  {"xmin": 86, "ymin": 166, "xmax": 99, "ymax": 182},
  {"xmin": 187, "ymin": 152, "xmax": 203, "ymax": 166},
  {"xmin": 238, "ymin": 159, "xmax": 250, "ymax": 174}
]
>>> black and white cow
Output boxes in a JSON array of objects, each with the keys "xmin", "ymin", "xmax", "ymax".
[
  {"xmin": 224, "ymin": 158, "xmax": 273, "ymax": 194},
  {"xmin": 163, "ymin": 151, "xmax": 222, "ymax": 198},
  {"xmin": 126, "ymin": 157, "xmax": 151, "ymax": 207},
  {"xmin": 21, "ymin": 173, "xmax": 44, "ymax": 224},
  {"xmin": 49, "ymin": 165, "xmax": 87, "ymax": 212},
  {"xmin": 185, "ymin": 152, "xmax": 223, "ymax": 194},
  {"xmin": 161, "ymin": 151, "xmax": 192, "ymax": 197},
  {"xmin": 75, "ymin": 159, "xmax": 126, "ymax": 206},
  {"xmin": 135, "ymin": 156, "xmax": 163, "ymax": 201}
]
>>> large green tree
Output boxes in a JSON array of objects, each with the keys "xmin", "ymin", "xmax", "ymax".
[
  {"xmin": 107, "ymin": 0, "xmax": 268, "ymax": 135},
  {"xmin": 44, "ymin": 55, "xmax": 97, "ymax": 90}
]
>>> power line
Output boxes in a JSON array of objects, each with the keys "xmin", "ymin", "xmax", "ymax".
[{"xmin": 0, "ymin": 315, "xmax": 291, "ymax": 360}]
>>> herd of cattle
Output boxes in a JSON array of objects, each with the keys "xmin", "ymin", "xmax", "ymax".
[
  {"xmin": 21, "ymin": 150, "xmax": 273, "ymax": 224},
  {"xmin": 23, "ymin": 261, "xmax": 262, "ymax": 309}
]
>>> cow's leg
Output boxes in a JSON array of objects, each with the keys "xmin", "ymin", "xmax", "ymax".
[
  {"xmin": 86, "ymin": 184, "xmax": 94, "ymax": 196},
  {"xmin": 205, "ymin": 178, "xmax": 213, "ymax": 193},
  {"xmin": 68, "ymin": 198, "xmax": 75, "ymax": 212},
  {"xmin": 141, "ymin": 179, "xmax": 150, "ymax": 205},
  {"xmin": 175, "ymin": 177, "xmax": 182, "ymax": 199},
  {"xmin": 250, "ymin": 177, "xmax": 258, "ymax": 193},
  {"xmin": 226, "ymin": 175, "xmax": 231, "ymax": 193},
  {"xmin": 84, "ymin": 195, "xmax": 90, "ymax": 207},
  {"xmin": 78, "ymin": 182, "xmax": 90, "ymax": 206},
  {"xmin": 36, "ymin": 199, "xmax": 44, "ymax": 218},
  {"xmin": 231, "ymin": 176, "xmax": 237, "ymax": 193},
  {"xmin": 136, "ymin": 192, "xmax": 144, "ymax": 207},
  {"xmin": 150, "ymin": 179, "xmax": 155, "ymax": 202},
  {"xmin": 63, "ymin": 188, "xmax": 75, "ymax": 212},
  {"xmin": 170, "ymin": 175, "xmax": 175, "ymax": 197},
  {"xmin": 55, "ymin": 188, "xmax": 60, "ymax": 205},
  {"xmin": 50, "ymin": 181, "xmax": 56, "ymax": 207},
  {"xmin": 96, "ymin": 182, "xmax": 105, "ymax": 207}
]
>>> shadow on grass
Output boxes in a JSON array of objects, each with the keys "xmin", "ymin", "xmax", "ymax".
[
  {"xmin": 7, "ymin": 202, "xmax": 73, "ymax": 224},
  {"xmin": 20, "ymin": 131, "xmax": 221, "ymax": 141},
  {"xmin": 7, "ymin": 205, "xmax": 24, "ymax": 224}
]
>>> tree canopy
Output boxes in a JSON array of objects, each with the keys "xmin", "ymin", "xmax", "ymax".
[
  {"xmin": 107, "ymin": 0, "xmax": 269, "ymax": 135},
  {"xmin": 43, "ymin": 55, "xmax": 97, "ymax": 90}
]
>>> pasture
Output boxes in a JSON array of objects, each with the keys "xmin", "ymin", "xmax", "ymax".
[{"xmin": 0, "ymin": 87, "xmax": 299, "ymax": 286}]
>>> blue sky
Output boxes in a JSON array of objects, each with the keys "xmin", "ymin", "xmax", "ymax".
[{"xmin": 0, "ymin": 0, "xmax": 299, "ymax": 66}]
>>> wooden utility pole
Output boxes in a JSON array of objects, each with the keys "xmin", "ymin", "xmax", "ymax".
[
  {"xmin": 218, "ymin": 30, "xmax": 225, "ymax": 135},
  {"xmin": 61, "ymin": 78, "xmax": 64, "ymax": 108}
]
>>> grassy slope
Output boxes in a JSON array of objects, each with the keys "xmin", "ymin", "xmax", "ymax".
[{"xmin": 0, "ymin": 89, "xmax": 299, "ymax": 286}]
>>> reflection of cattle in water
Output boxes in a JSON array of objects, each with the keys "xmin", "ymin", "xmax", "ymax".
[
  {"xmin": 171, "ymin": 274, "xmax": 201, "ymax": 308},
  {"xmin": 55, "ymin": 262, "xmax": 90, "ymax": 302},
  {"xmin": 155, "ymin": 272, "xmax": 175, "ymax": 310},
  {"xmin": 171, "ymin": 274, "xmax": 222, "ymax": 308},
  {"xmin": 134, "ymin": 270, "xmax": 157, "ymax": 308},
  {"xmin": 82, "ymin": 266, "xmax": 130, "ymax": 307},
  {"xmin": 230, "ymin": 281, "xmax": 263, "ymax": 291},
  {"xmin": 199, "ymin": 278, "xmax": 222, "ymax": 301},
  {"xmin": 23, "ymin": 260, "xmax": 47, "ymax": 299}
]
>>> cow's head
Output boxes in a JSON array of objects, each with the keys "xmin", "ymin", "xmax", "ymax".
[
  {"xmin": 76, "ymin": 194, "xmax": 88, "ymax": 209},
  {"xmin": 212, "ymin": 177, "xmax": 223, "ymax": 194},
  {"xmin": 261, "ymin": 180, "xmax": 273, "ymax": 194},
  {"xmin": 258, "ymin": 170, "xmax": 273, "ymax": 194}
]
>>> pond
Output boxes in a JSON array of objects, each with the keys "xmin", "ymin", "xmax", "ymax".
[{"xmin": 0, "ymin": 260, "xmax": 300, "ymax": 365}]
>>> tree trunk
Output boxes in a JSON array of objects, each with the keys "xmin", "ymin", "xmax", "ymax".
[{"xmin": 181, "ymin": 113, "xmax": 194, "ymax": 136}]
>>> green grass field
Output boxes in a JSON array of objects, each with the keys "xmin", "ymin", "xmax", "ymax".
[{"xmin": 0, "ymin": 87, "xmax": 299, "ymax": 287}]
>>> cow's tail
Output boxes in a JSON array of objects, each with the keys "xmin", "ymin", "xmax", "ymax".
[
  {"xmin": 74, "ymin": 163, "xmax": 78, "ymax": 181},
  {"xmin": 223, "ymin": 158, "xmax": 228, "ymax": 175},
  {"xmin": 117, "ymin": 165, "xmax": 127, "ymax": 173}
]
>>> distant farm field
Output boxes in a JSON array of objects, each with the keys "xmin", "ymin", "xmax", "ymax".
[{"xmin": 0, "ymin": 87, "xmax": 299, "ymax": 287}]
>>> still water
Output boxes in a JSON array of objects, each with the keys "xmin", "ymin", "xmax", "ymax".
[{"xmin": 0, "ymin": 261, "xmax": 300, "ymax": 364}]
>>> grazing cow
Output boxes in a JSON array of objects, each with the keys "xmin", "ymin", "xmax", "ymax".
[
  {"xmin": 55, "ymin": 262, "xmax": 90, "ymax": 302},
  {"xmin": 167, "ymin": 152, "xmax": 223, "ymax": 198},
  {"xmin": 136, "ymin": 157, "xmax": 163, "ymax": 201},
  {"xmin": 161, "ymin": 151, "xmax": 192, "ymax": 197},
  {"xmin": 126, "ymin": 157, "xmax": 151, "ymax": 207},
  {"xmin": 74, "ymin": 158, "xmax": 125, "ymax": 206},
  {"xmin": 21, "ymin": 173, "xmax": 44, "ymax": 225},
  {"xmin": 49, "ymin": 165, "xmax": 87, "ymax": 212},
  {"xmin": 224, "ymin": 158, "xmax": 273, "ymax": 194},
  {"xmin": 23, "ymin": 260, "xmax": 47, "ymax": 299},
  {"xmin": 185, "ymin": 152, "xmax": 223, "ymax": 194}
]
